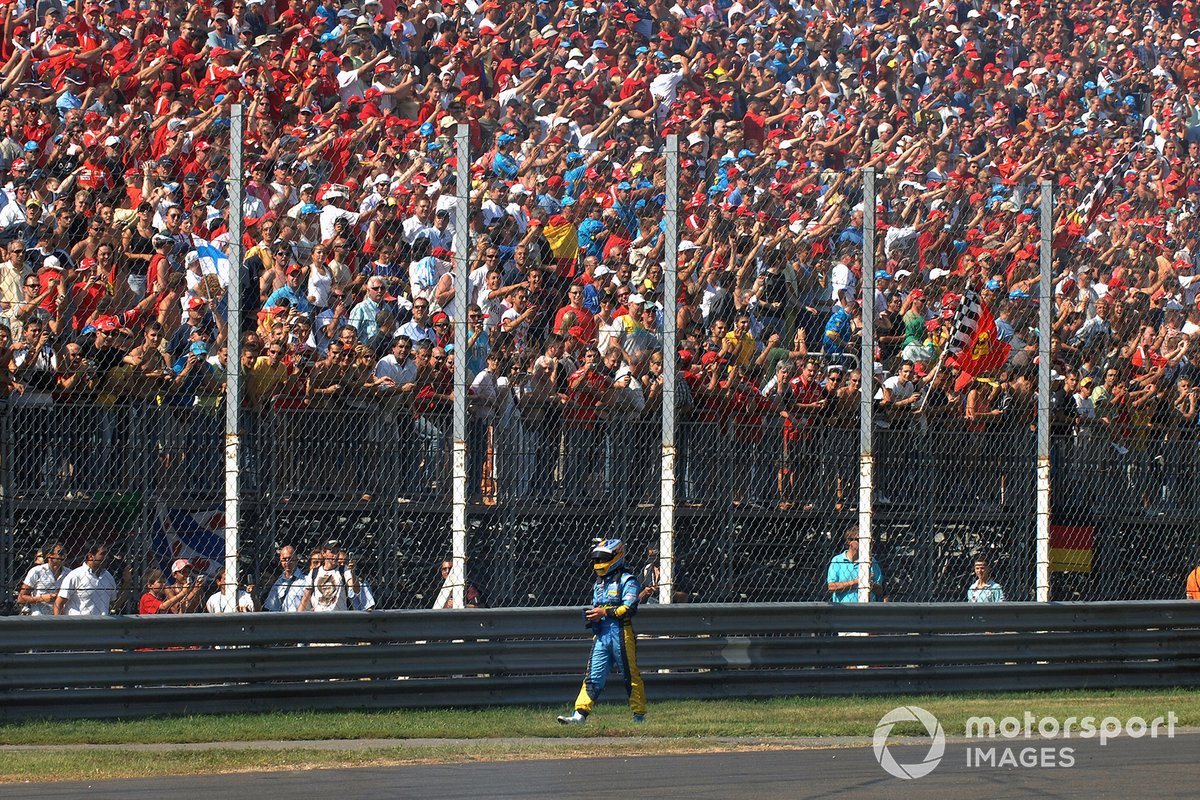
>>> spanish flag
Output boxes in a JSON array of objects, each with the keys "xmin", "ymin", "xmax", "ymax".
[
  {"xmin": 540, "ymin": 213, "xmax": 579, "ymax": 278},
  {"xmin": 1050, "ymin": 525, "xmax": 1094, "ymax": 573}
]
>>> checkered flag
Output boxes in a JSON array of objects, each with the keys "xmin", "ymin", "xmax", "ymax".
[
  {"xmin": 1071, "ymin": 144, "xmax": 1142, "ymax": 227},
  {"xmin": 944, "ymin": 283, "xmax": 982, "ymax": 359}
]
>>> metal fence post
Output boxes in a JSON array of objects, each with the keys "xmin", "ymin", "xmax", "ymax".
[
  {"xmin": 0, "ymin": 402, "xmax": 10, "ymax": 614},
  {"xmin": 1036, "ymin": 181, "xmax": 1053, "ymax": 602},
  {"xmin": 450, "ymin": 124, "xmax": 470, "ymax": 609},
  {"xmin": 858, "ymin": 168, "xmax": 876, "ymax": 602},
  {"xmin": 223, "ymin": 104, "xmax": 244, "ymax": 608},
  {"xmin": 660, "ymin": 135, "xmax": 679, "ymax": 605}
]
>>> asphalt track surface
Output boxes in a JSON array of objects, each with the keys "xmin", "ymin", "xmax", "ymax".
[{"xmin": 8, "ymin": 733, "xmax": 1195, "ymax": 800}]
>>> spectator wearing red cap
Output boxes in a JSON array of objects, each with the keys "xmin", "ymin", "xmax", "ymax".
[{"xmin": 263, "ymin": 263, "xmax": 311, "ymax": 313}]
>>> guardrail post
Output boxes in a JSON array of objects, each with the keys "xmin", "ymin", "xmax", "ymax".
[
  {"xmin": 660, "ymin": 134, "xmax": 679, "ymax": 604},
  {"xmin": 858, "ymin": 168, "xmax": 876, "ymax": 602}
]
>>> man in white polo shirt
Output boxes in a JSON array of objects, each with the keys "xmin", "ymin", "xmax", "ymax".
[{"xmin": 54, "ymin": 544, "xmax": 131, "ymax": 616}]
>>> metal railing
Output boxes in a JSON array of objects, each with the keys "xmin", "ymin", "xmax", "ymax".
[{"xmin": 1, "ymin": 602, "xmax": 1198, "ymax": 721}]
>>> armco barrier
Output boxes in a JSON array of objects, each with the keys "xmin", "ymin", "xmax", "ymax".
[{"xmin": 2, "ymin": 602, "xmax": 1199, "ymax": 721}]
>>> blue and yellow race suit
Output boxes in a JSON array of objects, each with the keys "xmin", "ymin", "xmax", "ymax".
[{"xmin": 573, "ymin": 569, "xmax": 646, "ymax": 715}]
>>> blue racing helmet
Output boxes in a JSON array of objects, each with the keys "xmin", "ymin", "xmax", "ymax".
[{"xmin": 591, "ymin": 539, "xmax": 625, "ymax": 577}]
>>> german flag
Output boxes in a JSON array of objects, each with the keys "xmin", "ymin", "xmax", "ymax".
[{"xmin": 1050, "ymin": 525, "xmax": 1094, "ymax": 573}]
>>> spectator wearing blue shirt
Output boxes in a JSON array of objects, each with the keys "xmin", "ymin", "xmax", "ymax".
[
  {"xmin": 169, "ymin": 338, "xmax": 215, "ymax": 407},
  {"xmin": 538, "ymin": 175, "xmax": 567, "ymax": 215},
  {"xmin": 823, "ymin": 299, "xmax": 857, "ymax": 355},
  {"xmin": 263, "ymin": 265, "xmax": 311, "ymax": 313},
  {"xmin": 610, "ymin": 183, "xmax": 640, "ymax": 241},
  {"xmin": 492, "ymin": 134, "xmax": 520, "ymax": 180},
  {"xmin": 577, "ymin": 205, "xmax": 607, "ymax": 259},
  {"xmin": 827, "ymin": 529, "xmax": 884, "ymax": 603},
  {"xmin": 838, "ymin": 207, "xmax": 865, "ymax": 248}
]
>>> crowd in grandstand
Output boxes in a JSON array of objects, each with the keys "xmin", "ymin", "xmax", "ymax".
[{"xmin": 2, "ymin": 0, "xmax": 1200, "ymax": 511}]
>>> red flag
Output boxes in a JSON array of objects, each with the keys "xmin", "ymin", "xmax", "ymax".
[{"xmin": 948, "ymin": 298, "xmax": 1010, "ymax": 392}]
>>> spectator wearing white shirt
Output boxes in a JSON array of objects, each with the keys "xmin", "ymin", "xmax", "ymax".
[
  {"xmin": 299, "ymin": 542, "xmax": 359, "ymax": 612},
  {"xmin": 320, "ymin": 185, "xmax": 378, "ymax": 241},
  {"xmin": 206, "ymin": 568, "xmax": 257, "ymax": 613},
  {"xmin": 16, "ymin": 541, "xmax": 66, "ymax": 615},
  {"xmin": 54, "ymin": 543, "xmax": 131, "ymax": 616},
  {"xmin": 467, "ymin": 351, "xmax": 500, "ymax": 500},
  {"xmin": 263, "ymin": 545, "xmax": 308, "ymax": 612},
  {"xmin": 829, "ymin": 252, "xmax": 858, "ymax": 304}
]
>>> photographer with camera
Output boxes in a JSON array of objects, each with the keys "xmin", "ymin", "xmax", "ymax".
[{"xmin": 162, "ymin": 558, "xmax": 206, "ymax": 614}]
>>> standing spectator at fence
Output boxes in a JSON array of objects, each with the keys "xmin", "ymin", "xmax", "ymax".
[
  {"xmin": 1187, "ymin": 564, "xmax": 1200, "ymax": 600},
  {"xmin": 53, "ymin": 543, "xmax": 131, "ymax": 616},
  {"xmin": 339, "ymin": 550, "xmax": 376, "ymax": 611},
  {"xmin": 966, "ymin": 557, "xmax": 1006, "ymax": 603},
  {"xmin": 432, "ymin": 559, "xmax": 482, "ymax": 608},
  {"xmin": 16, "ymin": 540, "xmax": 66, "ymax": 615},
  {"xmin": 299, "ymin": 541, "xmax": 359, "ymax": 612},
  {"xmin": 826, "ymin": 529, "xmax": 883, "ymax": 604},
  {"xmin": 163, "ymin": 559, "xmax": 206, "ymax": 614},
  {"xmin": 264, "ymin": 545, "xmax": 307, "ymax": 613},
  {"xmin": 206, "ymin": 568, "xmax": 256, "ymax": 613},
  {"xmin": 138, "ymin": 569, "xmax": 169, "ymax": 615},
  {"xmin": 467, "ymin": 351, "xmax": 499, "ymax": 502}
]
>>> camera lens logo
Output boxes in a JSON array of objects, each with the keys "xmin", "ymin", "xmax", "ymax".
[{"xmin": 873, "ymin": 706, "xmax": 946, "ymax": 780}]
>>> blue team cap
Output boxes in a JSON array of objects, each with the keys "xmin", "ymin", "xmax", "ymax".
[
  {"xmin": 1009, "ymin": 290, "xmax": 1030, "ymax": 300},
  {"xmin": 419, "ymin": 121, "xmax": 434, "ymax": 136},
  {"xmin": 635, "ymin": 46, "xmax": 649, "ymax": 55},
  {"xmin": 1084, "ymin": 81, "xmax": 1097, "ymax": 90},
  {"xmin": 719, "ymin": 154, "xmax": 736, "ymax": 164},
  {"xmin": 875, "ymin": 270, "xmax": 892, "ymax": 281},
  {"xmin": 737, "ymin": 148, "xmax": 754, "ymax": 158},
  {"xmin": 427, "ymin": 142, "xmax": 441, "ymax": 151},
  {"xmin": 617, "ymin": 181, "xmax": 631, "ymax": 190},
  {"xmin": 300, "ymin": 203, "xmax": 320, "ymax": 214},
  {"xmin": 566, "ymin": 152, "xmax": 584, "ymax": 162},
  {"xmin": 497, "ymin": 133, "xmax": 516, "ymax": 144},
  {"xmin": 776, "ymin": 159, "xmax": 789, "ymax": 168},
  {"xmin": 737, "ymin": 37, "xmax": 749, "ymax": 45},
  {"xmin": 1123, "ymin": 95, "xmax": 1137, "ymax": 106},
  {"xmin": 986, "ymin": 278, "xmax": 1003, "ymax": 290},
  {"xmin": 707, "ymin": 184, "xmax": 723, "ymax": 196},
  {"xmin": 560, "ymin": 195, "xmax": 576, "ymax": 206},
  {"xmin": 773, "ymin": 42, "xmax": 787, "ymax": 51},
  {"xmin": 23, "ymin": 141, "xmax": 38, "ymax": 151}
]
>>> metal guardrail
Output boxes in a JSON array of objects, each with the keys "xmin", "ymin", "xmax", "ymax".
[{"xmin": 2, "ymin": 602, "xmax": 1199, "ymax": 721}]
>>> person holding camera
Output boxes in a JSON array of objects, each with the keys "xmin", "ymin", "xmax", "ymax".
[{"xmin": 162, "ymin": 558, "xmax": 206, "ymax": 614}]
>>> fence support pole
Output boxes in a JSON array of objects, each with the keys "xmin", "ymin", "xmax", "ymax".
[
  {"xmin": 659, "ymin": 135, "xmax": 679, "ymax": 605},
  {"xmin": 450, "ymin": 124, "xmax": 470, "ymax": 609},
  {"xmin": 1037, "ymin": 181, "xmax": 1053, "ymax": 602},
  {"xmin": 858, "ymin": 169, "xmax": 876, "ymax": 602},
  {"xmin": 223, "ymin": 104, "xmax": 244, "ymax": 609}
]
